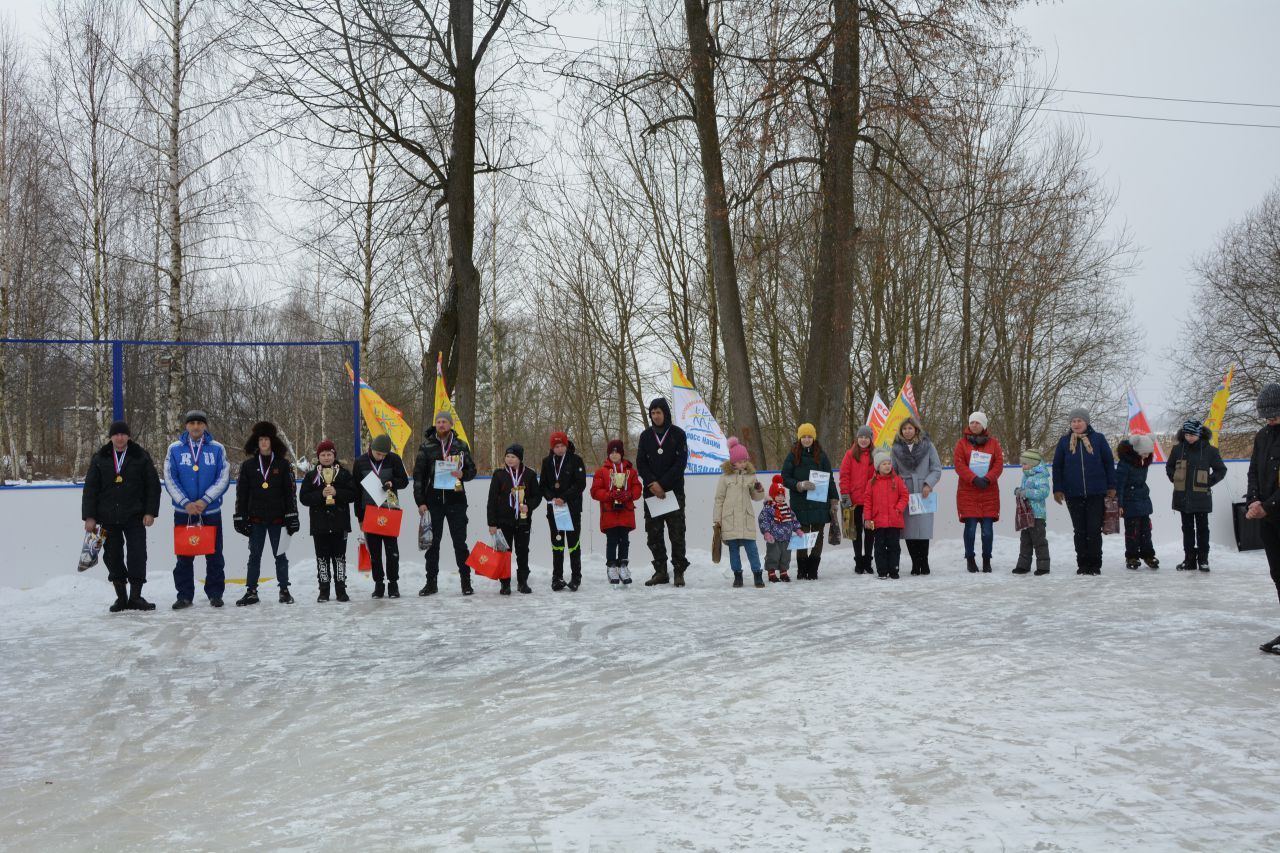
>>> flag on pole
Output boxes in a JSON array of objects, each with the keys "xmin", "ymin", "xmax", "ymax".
[
  {"xmin": 1203, "ymin": 365, "xmax": 1234, "ymax": 448},
  {"xmin": 671, "ymin": 362, "xmax": 729, "ymax": 473},
  {"xmin": 867, "ymin": 392, "xmax": 890, "ymax": 436},
  {"xmin": 433, "ymin": 353, "xmax": 470, "ymax": 446},
  {"xmin": 345, "ymin": 363, "xmax": 412, "ymax": 457},
  {"xmin": 875, "ymin": 375, "xmax": 922, "ymax": 449},
  {"xmin": 1125, "ymin": 388, "xmax": 1165, "ymax": 463}
]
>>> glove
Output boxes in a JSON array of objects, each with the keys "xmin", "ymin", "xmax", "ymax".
[
  {"xmin": 840, "ymin": 494, "xmax": 852, "ymax": 510},
  {"xmin": 1014, "ymin": 487, "xmax": 1025, "ymax": 500},
  {"xmin": 972, "ymin": 476, "xmax": 990, "ymax": 489},
  {"xmin": 233, "ymin": 516, "xmax": 250, "ymax": 537},
  {"xmin": 285, "ymin": 513, "xmax": 300, "ymax": 536},
  {"xmin": 798, "ymin": 481, "xmax": 816, "ymax": 492},
  {"xmin": 1053, "ymin": 491, "xmax": 1065, "ymax": 505}
]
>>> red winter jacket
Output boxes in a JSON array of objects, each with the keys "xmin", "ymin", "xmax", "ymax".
[
  {"xmin": 839, "ymin": 445, "xmax": 874, "ymax": 507},
  {"xmin": 863, "ymin": 471, "xmax": 909, "ymax": 529},
  {"xmin": 953, "ymin": 429, "xmax": 1004, "ymax": 521},
  {"xmin": 591, "ymin": 460, "xmax": 643, "ymax": 531}
]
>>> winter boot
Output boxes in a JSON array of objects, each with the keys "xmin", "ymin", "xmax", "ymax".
[
  {"xmin": 236, "ymin": 587, "xmax": 259, "ymax": 607},
  {"xmin": 1142, "ymin": 555, "xmax": 1160, "ymax": 569},
  {"xmin": 607, "ymin": 563, "xmax": 620, "ymax": 585},
  {"xmin": 387, "ymin": 581, "xmax": 400, "ymax": 598},
  {"xmin": 172, "ymin": 599, "xmax": 192, "ymax": 610},
  {"xmin": 981, "ymin": 557, "xmax": 992, "ymax": 573},
  {"xmin": 732, "ymin": 572, "xmax": 744, "ymax": 588},
  {"xmin": 335, "ymin": 582, "xmax": 349, "ymax": 602},
  {"xmin": 518, "ymin": 570, "xmax": 532, "ymax": 594},
  {"xmin": 461, "ymin": 573, "xmax": 474, "ymax": 596},
  {"xmin": 1076, "ymin": 566, "xmax": 1088, "ymax": 575},
  {"xmin": 779, "ymin": 570, "xmax": 791, "ymax": 582},
  {"xmin": 966, "ymin": 557, "xmax": 979, "ymax": 573},
  {"xmin": 317, "ymin": 582, "xmax": 331, "ymax": 603},
  {"xmin": 279, "ymin": 586, "xmax": 294, "ymax": 604},
  {"xmin": 372, "ymin": 581, "xmax": 385, "ymax": 599},
  {"xmin": 419, "ymin": 572, "xmax": 438, "ymax": 596},
  {"xmin": 768, "ymin": 569, "xmax": 779, "ymax": 583},
  {"xmin": 619, "ymin": 562, "xmax": 632, "ymax": 586},
  {"xmin": 889, "ymin": 568, "xmax": 900, "ymax": 580},
  {"xmin": 794, "ymin": 557, "xmax": 808, "ymax": 580},
  {"xmin": 753, "ymin": 571, "xmax": 765, "ymax": 588},
  {"xmin": 1012, "ymin": 564, "xmax": 1031, "ymax": 575},
  {"xmin": 910, "ymin": 562, "xmax": 921, "ymax": 576},
  {"xmin": 568, "ymin": 571, "xmax": 581, "ymax": 591},
  {"xmin": 128, "ymin": 582, "xmax": 155, "ymax": 611},
  {"xmin": 673, "ymin": 568, "xmax": 686, "ymax": 588},
  {"xmin": 500, "ymin": 579, "xmax": 512, "ymax": 595},
  {"xmin": 1198, "ymin": 559, "xmax": 1210, "ymax": 572},
  {"xmin": 810, "ymin": 560, "xmax": 820, "ymax": 580},
  {"xmin": 109, "ymin": 581, "xmax": 129, "ymax": 613},
  {"xmin": 552, "ymin": 572, "xmax": 567, "ymax": 592},
  {"xmin": 1125, "ymin": 558, "xmax": 1140, "ymax": 570},
  {"xmin": 1176, "ymin": 554, "xmax": 1195, "ymax": 571},
  {"xmin": 646, "ymin": 568, "xmax": 670, "ymax": 586},
  {"xmin": 1260, "ymin": 634, "xmax": 1280, "ymax": 655},
  {"xmin": 1034, "ymin": 565, "xmax": 1050, "ymax": 576}
]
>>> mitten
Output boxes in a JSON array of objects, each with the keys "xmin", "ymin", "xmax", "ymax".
[
  {"xmin": 798, "ymin": 481, "xmax": 815, "ymax": 492},
  {"xmin": 233, "ymin": 516, "xmax": 250, "ymax": 537},
  {"xmin": 972, "ymin": 476, "xmax": 990, "ymax": 489},
  {"xmin": 284, "ymin": 513, "xmax": 300, "ymax": 536}
]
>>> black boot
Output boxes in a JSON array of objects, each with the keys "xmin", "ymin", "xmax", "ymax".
[
  {"xmin": 1034, "ymin": 564, "xmax": 1050, "ymax": 576},
  {"xmin": 109, "ymin": 581, "xmax": 129, "ymax": 613},
  {"xmin": 500, "ymin": 579, "xmax": 512, "ymax": 596},
  {"xmin": 551, "ymin": 574, "xmax": 567, "ymax": 592},
  {"xmin": 753, "ymin": 571, "xmax": 765, "ymax": 588},
  {"xmin": 335, "ymin": 582, "xmax": 349, "ymax": 602},
  {"xmin": 673, "ymin": 568, "xmax": 686, "ymax": 588},
  {"xmin": 1012, "ymin": 564, "xmax": 1031, "ymax": 575},
  {"xmin": 1198, "ymin": 558, "xmax": 1210, "ymax": 572},
  {"xmin": 966, "ymin": 557, "xmax": 979, "ymax": 573},
  {"xmin": 1125, "ymin": 557, "xmax": 1140, "ymax": 570},
  {"xmin": 568, "ymin": 570, "xmax": 581, "ymax": 592},
  {"xmin": 1142, "ymin": 555, "xmax": 1160, "ymax": 569},
  {"xmin": 279, "ymin": 586, "xmax": 294, "ymax": 604},
  {"xmin": 317, "ymin": 582, "xmax": 331, "ymax": 603},
  {"xmin": 128, "ymin": 582, "xmax": 155, "ymax": 611},
  {"xmin": 236, "ymin": 587, "xmax": 259, "ymax": 607},
  {"xmin": 981, "ymin": 557, "xmax": 992, "ymax": 573},
  {"xmin": 419, "ymin": 572, "xmax": 438, "ymax": 596},
  {"xmin": 810, "ymin": 560, "xmax": 820, "ymax": 580},
  {"xmin": 461, "ymin": 571, "xmax": 474, "ymax": 596},
  {"xmin": 517, "ymin": 571, "xmax": 532, "ymax": 594},
  {"xmin": 388, "ymin": 581, "xmax": 400, "ymax": 598},
  {"xmin": 1176, "ymin": 554, "xmax": 1195, "ymax": 571},
  {"xmin": 372, "ymin": 581, "xmax": 385, "ymax": 599},
  {"xmin": 1260, "ymin": 634, "xmax": 1280, "ymax": 654},
  {"xmin": 645, "ymin": 568, "xmax": 670, "ymax": 586},
  {"xmin": 732, "ymin": 573, "xmax": 744, "ymax": 588}
]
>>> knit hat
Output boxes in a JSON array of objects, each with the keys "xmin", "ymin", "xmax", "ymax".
[
  {"xmin": 549, "ymin": 430, "xmax": 569, "ymax": 450},
  {"xmin": 1019, "ymin": 448, "xmax": 1044, "ymax": 466},
  {"xmin": 183, "ymin": 409, "xmax": 208, "ymax": 425},
  {"xmin": 769, "ymin": 474, "xmax": 787, "ymax": 501},
  {"xmin": 1129, "ymin": 434, "xmax": 1155, "ymax": 456},
  {"xmin": 370, "ymin": 434, "xmax": 392, "ymax": 454},
  {"xmin": 505, "ymin": 443, "xmax": 524, "ymax": 463},
  {"xmin": 1068, "ymin": 407, "xmax": 1090, "ymax": 424},
  {"xmin": 316, "ymin": 439, "xmax": 336, "ymax": 456},
  {"xmin": 108, "ymin": 420, "xmax": 130, "ymax": 437},
  {"xmin": 968, "ymin": 411, "xmax": 989, "ymax": 431},
  {"xmin": 434, "ymin": 410, "xmax": 453, "ymax": 426},
  {"xmin": 797, "ymin": 423, "xmax": 817, "ymax": 440},
  {"xmin": 606, "ymin": 439, "xmax": 624, "ymax": 458},
  {"xmin": 873, "ymin": 448, "xmax": 893, "ymax": 468},
  {"xmin": 855, "ymin": 425, "xmax": 874, "ymax": 441},
  {"xmin": 1258, "ymin": 383, "xmax": 1280, "ymax": 419},
  {"xmin": 727, "ymin": 436, "xmax": 750, "ymax": 465},
  {"xmin": 1182, "ymin": 419, "xmax": 1203, "ymax": 436}
]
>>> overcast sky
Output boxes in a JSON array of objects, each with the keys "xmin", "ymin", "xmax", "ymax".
[{"xmin": 6, "ymin": 1, "xmax": 1278, "ymax": 429}]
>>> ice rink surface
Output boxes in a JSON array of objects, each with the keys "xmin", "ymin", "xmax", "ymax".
[{"xmin": 3, "ymin": 532, "xmax": 1280, "ymax": 852}]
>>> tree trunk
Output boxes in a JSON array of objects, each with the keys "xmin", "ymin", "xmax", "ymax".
[{"xmin": 164, "ymin": 0, "xmax": 185, "ymax": 432}]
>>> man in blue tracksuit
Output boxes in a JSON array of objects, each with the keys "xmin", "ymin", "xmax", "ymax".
[{"xmin": 164, "ymin": 409, "xmax": 232, "ymax": 608}]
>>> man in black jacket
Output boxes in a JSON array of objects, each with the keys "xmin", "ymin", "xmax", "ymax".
[
  {"xmin": 1246, "ymin": 383, "xmax": 1280, "ymax": 653},
  {"xmin": 232, "ymin": 421, "xmax": 300, "ymax": 605},
  {"xmin": 354, "ymin": 433, "xmax": 410, "ymax": 598},
  {"xmin": 636, "ymin": 397, "xmax": 691, "ymax": 587},
  {"xmin": 413, "ymin": 411, "xmax": 478, "ymax": 596},
  {"xmin": 82, "ymin": 421, "xmax": 162, "ymax": 611},
  {"xmin": 540, "ymin": 431, "xmax": 587, "ymax": 591}
]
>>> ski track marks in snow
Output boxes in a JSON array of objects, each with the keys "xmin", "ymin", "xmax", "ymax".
[{"xmin": 1, "ymin": 532, "xmax": 1280, "ymax": 852}]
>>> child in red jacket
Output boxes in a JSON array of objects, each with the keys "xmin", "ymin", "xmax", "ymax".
[
  {"xmin": 864, "ymin": 449, "xmax": 910, "ymax": 579},
  {"xmin": 590, "ymin": 439, "xmax": 643, "ymax": 586}
]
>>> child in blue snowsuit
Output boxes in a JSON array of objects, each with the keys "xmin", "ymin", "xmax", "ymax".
[{"xmin": 1013, "ymin": 449, "xmax": 1051, "ymax": 575}]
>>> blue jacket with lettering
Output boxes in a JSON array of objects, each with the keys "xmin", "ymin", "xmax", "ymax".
[{"xmin": 164, "ymin": 429, "xmax": 232, "ymax": 515}]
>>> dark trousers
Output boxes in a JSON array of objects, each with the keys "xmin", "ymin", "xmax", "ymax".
[
  {"xmin": 173, "ymin": 512, "xmax": 225, "ymax": 602},
  {"xmin": 313, "ymin": 531, "xmax": 346, "ymax": 559},
  {"xmin": 102, "ymin": 521, "xmax": 147, "ymax": 584},
  {"xmin": 549, "ymin": 511, "xmax": 582, "ymax": 581},
  {"xmin": 644, "ymin": 493, "xmax": 688, "ymax": 572},
  {"xmin": 1124, "ymin": 515, "xmax": 1155, "ymax": 558},
  {"xmin": 874, "ymin": 528, "xmax": 902, "ymax": 575},
  {"xmin": 851, "ymin": 505, "xmax": 873, "ymax": 569},
  {"xmin": 1260, "ymin": 521, "xmax": 1280, "ymax": 604},
  {"xmin": 800, "ymin": 523, "xmax": 826, "ymax": 565},
  {"xmin": 367, "ymin": 531, "xmax": 399, "ymax": 583},
  {"xmin": 963, "ymin": 517, "xmax": 995, "ymax": 559},
  {"xmin": 498, "ymin": 524, "xmax": 532, "ymax": 584},
  {"xmin": 246, "ymin": 522, "xmax": 289, "ymax": 588},
  {"xmin": 605, "ymin": 527, "xmax": 631, "ymax": 564},
  {"xmin": 1016, "ymin": 519, "xmax": 1050, "ymax": 571},
  {"xmin": 1180, "ymin": 511, "xmax": 1210, "ymax": 560},
  {"xmin": 905, "ymin": 538, "xmax": 931, "ymax": 571},
  {"xmin": 426, "ymin": 502, "xmax": 470, "ymax": 579},
  {"xmin": 1066, "ymin": 495, "xmax": 1105, "ymax": 570}
]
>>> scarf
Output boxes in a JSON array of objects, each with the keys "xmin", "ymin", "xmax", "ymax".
[{"xmin": 1069, "ymin": 432, "xmax": 1094, "ymax": 455}]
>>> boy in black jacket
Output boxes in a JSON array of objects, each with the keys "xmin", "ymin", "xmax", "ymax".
[
  {"xmin": 487, "ymin": 443, "xmax": 542, "ymax": 595},
  {"xmin": 636, "ymin": 397, "xmax": 690, "ymax": 586},
  {"xmin": 413, "ymin": 411, "xmax": 478, "ymax": 595},
  {"xmin": 299, "ymin": 439, "xmax": 358, "ymax": 602},
  {"xmin": 353, "ymin": 433, "xmax": 410, "ymax": 598},
  {"xmin": 540, "ymin": 430, "xmax": 587, "ymax": 591},
  {"xmin": 233, "ymin": 421, "xmax": 300, "ymax": 605},
  {"xmin": 81, "ymin": 420, "xmax": 162, "ymax": 611},
  {"xmin": 1166, "ymin": 419, "xmax": 1227, "ymax": 571}
]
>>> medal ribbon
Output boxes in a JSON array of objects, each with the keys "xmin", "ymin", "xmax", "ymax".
[
  {"xmin": 652, "ymin": 428, "xmax": 667, "ymax": 452},
  {"xmin": 259, "ymin": 452, "xmax": 274, "ymax": 483},
  {"xmin": 112, "ymin": 448, "xmax": 127, "ymax": 476},
  {"xmin": 187, "ymin": 436, "xmax": 205, "ymax": 468},
  {"xmin": 508, "ymin": 465, "xmax": 524, "ymax": 511},
  {"xmin": 553, "ymin": 453, "xmax": 567, "ymax": 486}
]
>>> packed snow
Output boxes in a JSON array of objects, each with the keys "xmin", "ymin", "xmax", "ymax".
[{"xmin": 2, "ymin": 529, "xmax": 1279, "ymax": 852}]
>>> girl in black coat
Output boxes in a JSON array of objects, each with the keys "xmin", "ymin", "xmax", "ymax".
[
  {"xmin": 299, "ymin": 439, "xmax": 358, "ymax": 602},
  {"xmin": 1165, "ymin": 420, "xmax": 1227, "ymax": 571},
  {"xmin": 487, "ymin": 444, "xmax": 542, "ymax": 595},
  {"xmin": 233, "ymin": 421, "xmax": 299, "ymax": 605}
]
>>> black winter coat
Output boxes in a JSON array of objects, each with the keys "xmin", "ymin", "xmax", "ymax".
[
  {"xmin": 1113, "ymin": 441, "xmax": 1155, "ymax": 518},
  {"xmin": 299, "ymin": 463, "xmax": 358, "ymax": 535},
  {"xmin": 540, "ymin": 444, "xmax": 587, "ymax": 517},
  {"xmin": 412, "ymin": 427, "xmax": 478, "ymax": 507},
  {"xmin": 352, "ymin": 451, "xmax": 410, "ymax": 520},
  {"xmin": 81, "ymin": 441, "xmax": 162, "ymax": 525},
  {"xmin": 637, "ymin": 402, "xmax": 688, "ymax": 496},
  {"xmin": 234, "ymin": 453, "xmax": 299, "ymax": 524},
  {"xmin": 1165, "ymin": 428, "xmax": 1227, "ymax": 514},
  {"xmin": 487, "ymin": 465, "xmax": 542, "ymax": 529},
  {"xmin": 1246, "ymin": 423, "xmax": 1280, "ymax": 524}
]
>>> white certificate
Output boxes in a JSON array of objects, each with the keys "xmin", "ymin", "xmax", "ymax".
[
  {"xmin": 806, "ymin": 470, "xmax": 831, "ymax": 502},
  {"xmin": 361, "ymin": 471, "xmax": 387, "ymax": 506},
  {"xmin": 645, "ymin": 495, "xmax": 680, "ymax": 517}
]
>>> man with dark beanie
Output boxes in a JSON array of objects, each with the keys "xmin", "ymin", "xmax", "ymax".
[
  {"xmin": 353, "ymin": 433, "xmax": 409, "ymax": 598},
  {"xmin": 1246, "ymin": 383, "xmax": 1280, "ymax": 653},
  {"xmin": 413, "ymin": 410, "xmax": 478, "ymax": 595},
  {"xmin": 487, "ymin": 443, "xmax": 541, "ymax": 595},
  {"xmin": 81, "ymin": 421, "xmax": 162, "ymax": 611},
  {"xmin": 636, "ymin": 397, "xmax": 690, "ymax": 586},
  {"xmin": 164, "ymin": 409, "xmax": 231, "ymax": 608}
]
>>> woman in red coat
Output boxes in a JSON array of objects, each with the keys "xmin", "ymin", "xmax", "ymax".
[
  {"xmin": 953, "ymin": 411, "xmax": 1004, "ymax": 573},
  {"xmin": 591, "ymin": 439, "xmax": 643, "ymax": 586},
  {"xmin": 839, "ymin": 425, "xmax": 876, "ymax": 574}
]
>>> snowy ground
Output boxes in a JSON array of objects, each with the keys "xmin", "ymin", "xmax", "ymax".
[{"xmin": 3, "ymin": 532, "xmax": 1280, "ymax": 852}]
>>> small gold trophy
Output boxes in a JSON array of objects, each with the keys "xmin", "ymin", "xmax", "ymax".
[
  {"xmin": 611, "ymin": 471, "xmax": 626, "ymax": 509},
  {"xmin": 321, "ymin": 466, "xmax": 337, "ymax": 505},
  {"xmin": 452, "ymin": 455, "xmax": 464, "ymax": 491},
  {"xmin": 515, "ymin": 485, "xmax": 527, "ymax": 519}
]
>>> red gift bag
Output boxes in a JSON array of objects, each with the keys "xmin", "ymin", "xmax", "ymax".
[
  {"xmin": 466, "ymin": 541, "xmax": 512, "ymax": 580},
  {"xmin": 361, "ymin": 506, "xmax": 403, "ymax": 537},
  {"xmin": 1014, "ymin": 495, "xmax": 1035, "ymax": 532},
  {"xmin": 174, "ymin": 520, "xmax": 216, "ymax": 556},
  {"xmin": 1102, "ymin": 494, "xmax": 1121, "ymax": 535},
  {"xmin": 357, "ymin": 541, "xmax": 372, "ymax": 572}
]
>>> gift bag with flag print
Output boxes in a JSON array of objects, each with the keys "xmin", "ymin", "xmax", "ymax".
[
  {"xmin": 466, "ymin": 540, "xmax": 512, "ymax": 581},
  {"xmin": 174, "ymin": 517, "xmax": 216, "ymax": 557}
]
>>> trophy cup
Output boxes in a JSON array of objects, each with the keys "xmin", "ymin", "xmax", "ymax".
[
  {"xmin": 452, "ymin": 455, "xmax": 464, "ymax": 491},
  {"xmin": 515, "ymin": 485, "xmax": 527, "ymax": 519},
  {"xmin": 321, "ymin": 467, "xmax": 337, "ymax": 505},
  {"xmin": 611, "ymin": 471, "xmax": 626, "ymax": 509},
  {"xmin": 386, "ymin": 487, "xmax": 400, "ymax": 509}
]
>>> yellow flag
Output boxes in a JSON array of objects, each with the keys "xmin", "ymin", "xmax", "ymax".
[
  {"xmin": 875, "ymin": 375, "xmax": 922, "ymax": 449},
  {"xmin": 433, "ymin": 353, "xmax": 470, "ymax": 445},
  {"xmin": 1203, "ymin": 365, "xmax": 1234, "ymax": 448},
  {"xmin": 345, "ymin": 363, "xmax": 413, "ymax": 457}
]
